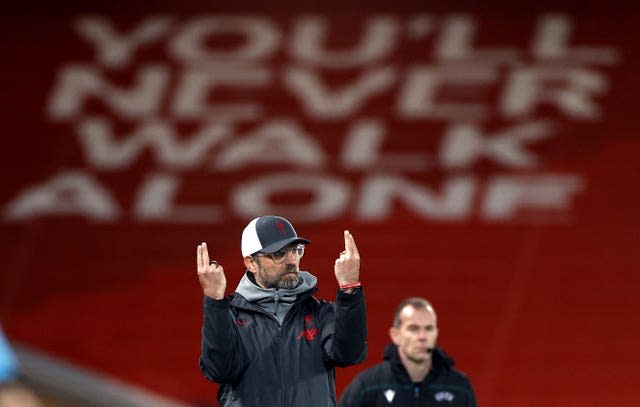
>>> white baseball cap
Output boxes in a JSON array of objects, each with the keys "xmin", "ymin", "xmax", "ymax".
[{"xmin": 241, "ymin": 215, "xmax": 310, "ymax": 257}]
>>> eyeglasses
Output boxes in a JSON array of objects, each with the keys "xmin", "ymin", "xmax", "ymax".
[{"xmin": 255, "ymin": 244, "xmax": 305, "ymax": 264}]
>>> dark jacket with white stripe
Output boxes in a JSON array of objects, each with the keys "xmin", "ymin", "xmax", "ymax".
[
  {"xmin": 200, "ymin": 271, "xmax": 367, "ymax": 407},
  {"xmin": 338, "ymin": 344, "xmax": 476, "ymax": 407}
]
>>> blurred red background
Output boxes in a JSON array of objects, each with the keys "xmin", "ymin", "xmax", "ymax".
[{"xmin": 1, "ymin": 1, "xmax": 639, "ymax": 405}]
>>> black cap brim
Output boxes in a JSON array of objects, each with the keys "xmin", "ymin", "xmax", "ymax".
[{"xmin": 258, "ymin": 237, "xmax": 310, "ymax": 254}]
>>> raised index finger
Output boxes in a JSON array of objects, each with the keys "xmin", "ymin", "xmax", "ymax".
[{"xmin": 343, "ymin": 230, "xmax": 359, "ymax": 256}]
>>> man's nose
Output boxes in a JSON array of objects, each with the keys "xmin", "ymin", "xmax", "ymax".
[{"xmin": 284, "ymin": 249, "xmax": 297, "ymax": 263}]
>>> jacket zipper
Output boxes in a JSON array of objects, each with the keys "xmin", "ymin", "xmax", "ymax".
[{"xmin": 274, "ymin": 290, "xmax": 285, "ymax": 407}]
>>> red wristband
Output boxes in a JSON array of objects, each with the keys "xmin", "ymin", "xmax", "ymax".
[{"xmin": 339, "ymin": 281, "xmax": 362, "ymax": 290}]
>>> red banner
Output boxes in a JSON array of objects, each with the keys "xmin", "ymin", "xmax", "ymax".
[{"xmin": 1, "ymin": 1, "xmax": 639, "ymax": 405}]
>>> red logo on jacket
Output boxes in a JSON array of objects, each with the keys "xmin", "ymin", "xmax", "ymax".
[
  {"xmin": 236, "ymin": 318, "xmax": 253, "ymax": 327},
  {"xmin": 297, "ymin": 314, "xmax": 319, "ymax": 341}
]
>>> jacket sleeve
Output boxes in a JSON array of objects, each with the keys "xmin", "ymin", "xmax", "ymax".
[
  {"xmin": 199, "ymin": 296, "xmax": 248, "ymax": 384},
  {"xmin": 337, "ymin": 371, "xmax": 366, "ymax": 407},
  {"xmin": 321, "ymin": 288, "xmax": 367, "ymax": 367},
  {"xmin": 465, "ymin": 375, "xmax": 478, "ymax": 407}
]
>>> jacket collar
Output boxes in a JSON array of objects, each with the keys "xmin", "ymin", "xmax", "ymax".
[
  {"xmin": 230, "ymin": 271, "xmax": 318, "ymax": 310},
  {"xmin": 383, "ymin": 343, "xmax": 455, "ymax": 384}
]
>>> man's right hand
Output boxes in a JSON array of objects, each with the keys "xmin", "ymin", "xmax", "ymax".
[{"xmin": 197, "ymin": 242, "xmax": 227, "ymax": 300}]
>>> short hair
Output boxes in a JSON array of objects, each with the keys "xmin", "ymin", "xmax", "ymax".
[{"xmin": 392, "ymin": 297, "xmax": 436, "ymax": 328}]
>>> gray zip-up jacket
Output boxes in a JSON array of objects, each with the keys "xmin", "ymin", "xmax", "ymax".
[{"xmin": 199, "ymin": 271, "xmax": 367, "ymax": 407}]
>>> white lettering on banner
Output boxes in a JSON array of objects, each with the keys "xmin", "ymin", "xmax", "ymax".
[
  {"xmin": 397, "ymin": 65, "xmax": 496, "ymax": 120},
  {"xmin": 284, "ymin": 67, "xmax": 395, "ymax": 119},
  {"xmin": 47, "ymin": 65, "xmax": 169, "ymax": 119},
  {"xmin": 483, "ymin": 175, "xmax": 584, "ymax": 220},
  {"xmin": 3, "ymin": 172, "xmax": 120, "ymax": 221},
  {"xmin": 3, "ymin": 172, "xmax": 585, "ymax": 222},
  {"xmin": 134, "ymin": 173, "xmax": 224, "ymax": 222},
  {"xmin": 501, "ymin": 67, "xmax": 607, "ymax": 119},
  {"xmin": 3, "ymin": 13, "xmax": 622, "ymax": 224},
  {"xmin": 339, "ymin": 119, "xmax": 428, "ymax": 171},
  {"xmin": 169, "ymin": 16, "xmax": 280, "ymax": 64},
  {"xmin": 75, "ymin": 16, "xmax": 173, "ymax": 68},
  {"xmin": 533, "ymin": 15, "xmax": 619, "ymax": 64},
  {"xmin": 214, "ymin": 120, "xmax": 327, "ymax": 170},
  {"xmin": 75, "ymin": 118, "xmax": 553, "ymax": 171},
  {"xmin": 76, "ymin": 118, "xmax": 230, "ymax": 170},
  {"xmin": 77, "ymin": 118, "xmax": 326, "ymax": 170},
  {"xmin": 291, "ymin": 16, "xmax": 398, "ymax": 68},
  {"xmin": 171, "ymin": 66, "xmax": 270, "ymax": 121},
  {"xmin": 356, "ymin": 175, "xmax": 475, "ymax": 220},
  {"xmin": 73, "ymin": 14, "xmax": 619, "ymax": 68},
  {"xmin": 439, "ymin": 120, "xmax": 554, "ymax": 169},
  {"xmin": 45, "ymin": 65, "xmax": 609, "ymax": 122}
]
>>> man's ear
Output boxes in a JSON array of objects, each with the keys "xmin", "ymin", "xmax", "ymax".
[
  {"xmin": 389, "ymin": 327, "xmax": 400, "ymax": 345},
  {"xmin": 244, "ymin": 256, "xmax": 256, "ymax": 273}
]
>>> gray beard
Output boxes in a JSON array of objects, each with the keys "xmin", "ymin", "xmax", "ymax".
[
  {"xmin": 259, "ymin": 264, "xmax": 300, "ymax": 289},
  {"xmin": 275, "ymin": 273, "xmax": 300, "ymax": 289}
]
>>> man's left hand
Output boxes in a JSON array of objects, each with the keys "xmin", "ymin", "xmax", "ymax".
[{"xmin": 334, "ymin": 230, "xmax": 360, "ymax": 286}]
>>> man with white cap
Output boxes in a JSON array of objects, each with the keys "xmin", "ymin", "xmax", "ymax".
[{"xmin": 196, "ymin": 215, "xmax": 367, "ymax": 407}]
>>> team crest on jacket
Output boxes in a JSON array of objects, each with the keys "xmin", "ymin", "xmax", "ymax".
[
  {"xmin": 434, "ymin": 391, "xmax": 455, "ymax": 402},
  {"xmin": 383, "ymin": 389, "xmax": 396, "ymax": 403},
  {"xmin": 235, "ymin": 318, "xmax": 253, "ymax": 327},
  {"xmin": 297, "ymin": 314, "xmax": 319, "ymax": 341}
]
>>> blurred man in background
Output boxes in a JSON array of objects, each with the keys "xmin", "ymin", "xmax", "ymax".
[
  {"xmin": 339, "ymin": 297, "xmax": 476, "ymax": 407},
  {"xmin": 196, "ymin": 215, "xmax": 367, "ymax": 406}
]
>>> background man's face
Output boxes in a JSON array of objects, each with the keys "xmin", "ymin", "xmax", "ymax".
[{"xmin": 390, "ymin": 305, "xmax": 439, "ymax": 364}]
